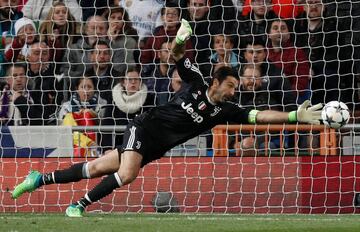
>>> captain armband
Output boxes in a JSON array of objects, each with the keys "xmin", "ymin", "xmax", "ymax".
[{"xmin": 248, "ymin": 110, "xmax": 259, "ymax": 124}]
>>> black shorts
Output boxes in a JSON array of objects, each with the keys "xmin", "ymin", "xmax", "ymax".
[{"xmin": 117, "ymin": 123, "xmax": 168, "ymax": 167}]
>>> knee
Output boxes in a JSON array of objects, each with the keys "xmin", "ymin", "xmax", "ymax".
[
  {"xmin": 88, "ymin": 162, "xmax": 107, "ymax": 178},
  {"xmin": 118, "ymin": 170, "xmax": 138, "ymax": 185}
]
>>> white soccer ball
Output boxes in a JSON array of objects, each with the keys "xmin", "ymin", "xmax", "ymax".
[{"xmin": 321, "ymin": 101, "xmax": 350, "ymax": 129}]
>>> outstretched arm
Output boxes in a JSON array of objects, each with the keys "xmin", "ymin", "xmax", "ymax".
[
  {"xmin": 251, "ymin": 100, "xmax": 323, "ymax": 124},
  {"xmin": 171, "ymin": 19, "xmax": 192, "ymax": 62}
]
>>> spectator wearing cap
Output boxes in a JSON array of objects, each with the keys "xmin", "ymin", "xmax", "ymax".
[{"xmin": 4, "ymin": 17, "xmax": 37, "ymax": 62}]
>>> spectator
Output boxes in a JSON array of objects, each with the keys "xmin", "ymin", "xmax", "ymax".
[
  {"xmin": 119, "ymin": 0, "xmax": 164, "ymax": 44},
  {"xmin": 140, "ymin": 2, "xmax": 194, "ymax": 65},
  {"xmin": 208, "ymin": 0, "xmax": 236, "ymax": 34},
  {"xmin": 235, "ymin": 0, "xmax": 276, "ymax": 48},
  {"xmin": 267, "ymin": 18, "xmax": 310, "ymax": 103},
  {"xmin": 0, "ymin": 0, "xmax": 23, "ymax": 38},
  {"xmin": 242, "ymin": 37, "xmax": 296, "ymax": 111},
  {"xmin": 61, "ymin": 15, "xmax": 108, "ymax": 78},
  {"xmin": 182, "ymin": 0, "xmax": 215, "ymax": 78},
  {"xmin": 210, "ymin": 34, "xmax": 240, "ymax": 75},
  {"xmin": 26, "ymin": 41, "xmax": 64, "ymax": 125},
  {"xmin": 242, "ymin": 0, "xmax": 304, "ymax": 19},
  {"xmin": 100, "ymin": 66, "xmax": 154, "ymax": 152},
  {"xmin": 39, "ymin": 1, "xmax": 78, "ymax": 72},
  {"xmin": 294, "ymin": 0, "xmax": 340, "ymax": 105},
  {"xmin": 236, "ymin": 64, "xmax": 296, "ymax": 153},
  {"xmin": 4, "ymin": 17, "xmax": 36, "ymax": 62},
  {"xmin": 79, "ymin": 0, "xmax": 113, "ymax": 21},
  {"xmin": 142, "ymin": 40, "xmax": 175, "ymax": 105},
  {"xmin": 85, "ymin": 40, "xmax": 118, "ymax": 104},
  {"xmin": 58, "ymin": 75, "xmax": 106, "ymax": 157},
  {"xmin": 180, "ymin": 0, "xmax": 236, "ymax": 34},
  {"xmin": 22, "ymin": 0, "xmax": 82, "ymax": 23},
  {"xmin": 102, "ymin": 5, "xmax": 138, "ymax": 75},
  {"xmin": 0, "ymin": 63, "xmax": 37, "ymax": 125}
]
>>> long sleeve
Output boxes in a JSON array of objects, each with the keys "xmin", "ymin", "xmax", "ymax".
[
  {"xmin": 22, "ymin": 0, "xmax": 35, "ymax": 19},
  {"xmin": 66, "ymin": 0, "xmax": 83, "ymax": 22},
  {"xmin": 4, "ymin": 38, "xmax": 23, "ymax": 62}
]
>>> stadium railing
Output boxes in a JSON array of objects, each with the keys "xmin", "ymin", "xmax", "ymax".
[{"xmin": 212, "ymin": 124, "xmax": 337, "ymax": 156}]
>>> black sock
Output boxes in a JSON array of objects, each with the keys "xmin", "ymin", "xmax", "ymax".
[
  {"xmin": 38, "ymin": 162, "xmax": 88, "ymax": 187},
  {"xmin": 76, "ymin": 195, "xmax": 92, "ymax": 209},
  {"xmin": 81, "ymin": 173, "xmax": 122, "ymax": 206}
]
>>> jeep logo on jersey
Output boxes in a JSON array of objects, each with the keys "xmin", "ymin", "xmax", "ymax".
[{"xmin": 181, "ymin": 102, "xmax": 204, "ymax": 123}]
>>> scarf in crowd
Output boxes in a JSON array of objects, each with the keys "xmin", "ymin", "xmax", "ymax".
[
  {"xmin": 112, "ymin": 83, "xmax": 148, "ymax": 114},
  {"xmin": 69, "ymin": 92, "xmax": 99, "ymax": 113}
]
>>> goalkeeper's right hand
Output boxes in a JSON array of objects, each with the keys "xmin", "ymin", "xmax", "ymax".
[
  {"xmin": 176, "ymin": 19, "xmax": 192, "ymax": 45},
  {"xmin": 290, "ymin": 100, "xmax": 323, "ymax": 124}
]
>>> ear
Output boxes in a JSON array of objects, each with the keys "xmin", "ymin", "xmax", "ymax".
[
  {"xmin": 156, "ymin": 50, "xmax": 161, "ymax": 59},
  {"xmin": 213, "ymin": 78, "xmax": 220, "ymax": 87}
]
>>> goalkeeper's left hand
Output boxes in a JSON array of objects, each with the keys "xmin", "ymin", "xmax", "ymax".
[
  {"xmin": 295, "ymin": 100, "xmax": 323, "ymax": 124},
  {"xmin": 176, "ymin": 19, "xmax": 192, "ymax": 45}
]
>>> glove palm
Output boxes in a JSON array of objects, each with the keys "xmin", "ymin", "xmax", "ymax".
[
  {"xmin": 176, "ymin": 19, "xmax": 192, "ymax": 45},
  {"xmin": 296, "ymin": 100, "xmax": 323, "ymax": 124}
]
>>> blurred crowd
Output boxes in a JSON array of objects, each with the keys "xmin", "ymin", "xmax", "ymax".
[{"xmin": 0, "ymin": 0, "xmax": 359, "ymax": 155}]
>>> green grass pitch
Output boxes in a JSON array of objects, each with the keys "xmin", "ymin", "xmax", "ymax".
[{"xmin": 1, "ymin": 213, "xmax": 360, "ymax": 232}]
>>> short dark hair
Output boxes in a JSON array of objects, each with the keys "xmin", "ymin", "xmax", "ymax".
[
  {"xmin": 210, "ymin": 66, "xmax": 239, "ymax": 86},
  {"xmin": 162, "ymin": 2, "xmax": 181, "ymax": 16},
  {"xmin": 244, "ymin": 36, "xmax": 266, "ymax": 48},
  {"xmin": 5, "ymin": 63, "xmax": 27, "ymax": 76},
  {"xmin": 73, "ymin": 75, "xmax": 98, "ymax": 90},
  {"xmin": 239, "ymin": 64, "xmax": 262, "ymax": 77},
  {"xmin": 266, "ymin": 18, "xmax": 294, "ymax": 34},
  {"xmin": 91, "ymin": 39, "xmax": 110, "ymax": 52}
]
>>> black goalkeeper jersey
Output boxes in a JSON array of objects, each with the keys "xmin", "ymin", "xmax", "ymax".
[{"xmin": 132, "ymin": 57, "xmax": 250, "ymax": 152}]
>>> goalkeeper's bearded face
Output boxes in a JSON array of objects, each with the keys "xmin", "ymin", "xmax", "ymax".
[{"xmin": 211, "ymin": 76, "xmax": 238, "ymax": 103}]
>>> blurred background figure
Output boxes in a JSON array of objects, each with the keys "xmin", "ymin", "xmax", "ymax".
[
  {"xmin": 102, "ymin": 5, "xmax": 138, "ymax": 75},
  {"xmin": 60, "ymin": 15, "xmax": 108, "ymax": 78},
  {"xmin": 267, "ymin": 18, "xmax": 310, "ymax": 103},
  {"xmin": 119, "ymin": 0, "xmax": 164, "ymax": 46},
  {"xmin": 100, "ymin": 66, "xmax": 154, "ymax": 152},
  {"xmin": 58, "ymin": 75, "xmax": 107, "ymax": 157},
  {"xmin": 39, "ymin": 1, "xmax": 78, "ymax": 73},
  {"xmin": 22, "ymin": 0, "xmax": 82, "ymax": 23},
  {"xmin": 4, "ymin": 17, "xmax": 36, "ymax": 62},
  {"xmin": 0, "ymin": 63, "xmax": 37, "ymax": 126}
]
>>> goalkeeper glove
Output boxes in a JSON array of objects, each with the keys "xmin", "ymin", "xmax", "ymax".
[
  {"xmin": 289, "ymin": 100, "xmax": 323, "ymax": 124},
  {"xmin": 176, "ymin": 19, "xmax": 192, "ymax": 45}
]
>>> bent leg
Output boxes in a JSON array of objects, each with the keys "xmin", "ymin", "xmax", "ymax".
[
  {"xmin": 87, "ymin": 149, "xmax": 121, "ymax": 178},
  {"xmin": 71, "ymin": 151, "xmax": 143, "ymax": 213},
  {"xmin": 13, "ymin": 149, "xmax": 122, "ymax": 200},
  {"xmin": 117, "ymin": 150, "xmax": 143, "ymax": 185}
]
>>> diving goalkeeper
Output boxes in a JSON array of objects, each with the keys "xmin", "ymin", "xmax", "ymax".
[{"xmin": 12, "ymin": 19, "xmax": 323, "ymax": 217}]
